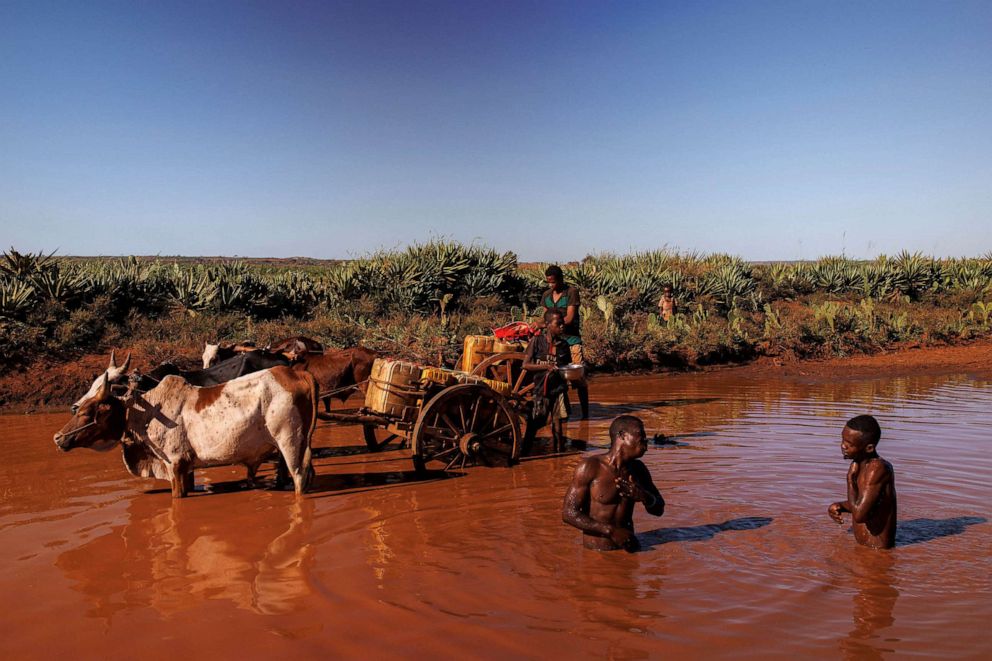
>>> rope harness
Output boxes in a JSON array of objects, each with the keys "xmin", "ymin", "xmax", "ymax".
[
  {"xmin": 57, "ymin": 419, "xmax": 98, "ymax": 440},
  {"xmin": 319, "ymin": 377, "xmax": 372, "ymax": 400}
]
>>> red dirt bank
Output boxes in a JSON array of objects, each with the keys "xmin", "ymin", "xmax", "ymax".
[
  {"xmin": 2, "ymin": 339, "xmax": 991, "ymax": 414},
  {"xmin": 733, "ymin": 339, "xmax": 992, "ymax": 379}
]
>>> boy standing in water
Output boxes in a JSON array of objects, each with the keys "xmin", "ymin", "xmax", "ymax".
[
  {"xmin": 562, "ymin": 415, "xmax": 665, "ymax": 552},
  {"xmin": 828, "ymin": 415, "xmax": 897, "ymax": 549}
]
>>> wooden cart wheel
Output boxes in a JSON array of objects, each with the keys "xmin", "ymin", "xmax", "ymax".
[
  {"xmin": 363, "ymin": 424, "xmax": 403, "ymax": 452},
  {"xmin": 412, "ymin": 383, "xmax": 520, "ymax": 472},
  {"xmin": 471, "ymin": 352, "xmax": 535, "ymax": 405}
]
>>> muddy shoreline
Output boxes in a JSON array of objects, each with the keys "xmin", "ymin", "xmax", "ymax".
[{"xmin": 4, "ymin": 338, "xmax": 991, "ymax": 414}]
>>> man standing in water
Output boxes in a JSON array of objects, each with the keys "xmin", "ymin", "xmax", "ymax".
[
  {"xmin": 562, "ymin": 415, "xmax": 665, "ymax": 552},
  {"xmin": 828, "ymin": 415, "xmax": 897, "ymax": 549}
]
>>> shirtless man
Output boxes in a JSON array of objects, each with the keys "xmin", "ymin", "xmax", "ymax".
[
  {"xmin": 828, "ymin": 415, "xmax": 897, "ymax": 549},
  {"xmin": 562, "ymin": 415, "xmax": 665, "ymax": 552}
]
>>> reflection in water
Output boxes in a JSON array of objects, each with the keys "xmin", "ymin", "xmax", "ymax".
[
  {"xmin": 56, "ymin": 496, "xmax": 314, "ymax": 618},
  {"xmin": 3, "ymin": 369, "xmax": 991, "ymax": 657},
  {"xmin": 839, "ymin": 549, "xmax": 899, "ymax": 661}
]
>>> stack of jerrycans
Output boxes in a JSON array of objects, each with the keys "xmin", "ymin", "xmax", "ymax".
[
  {"xmin": 461, "ymin": 335, "xmax": 495, "ymax": 372},
  {"xmin": 364, "ymin": 358, "xmax": 423, "ymax": 421}
]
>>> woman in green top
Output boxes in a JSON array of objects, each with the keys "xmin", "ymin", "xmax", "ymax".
[{"xmin": 541, "ymin": 265, "xmax": 589, "ymax": 420}]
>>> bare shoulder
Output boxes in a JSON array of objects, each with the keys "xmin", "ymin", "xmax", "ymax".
[
  {"xmin": 572, "ymin": 455, "xmax": 605, "ymax": 483},
  {"xmin": 865, "ymin": 457, "xmax": 895, "ymax": 481}
]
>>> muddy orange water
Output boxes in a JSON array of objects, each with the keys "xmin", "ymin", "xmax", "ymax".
[{"xmin": 2, "ymin": 371, "xmax": 990, "ymax": 659}]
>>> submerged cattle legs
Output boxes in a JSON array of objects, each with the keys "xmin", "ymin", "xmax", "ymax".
[
  {"xmin": 170, "ymin": 461, "xmax": 192, "ymax": 499},
  {"xmin": 245, "ymin": 462, "xmax": 263, "ymax": 488},
  {"xmin": 275, "ymin": 457, "xmax": 290, "ymax": 490},
  {"xmin": 270, "ymin": 442, "xmax": 312, "ymax": 495}
]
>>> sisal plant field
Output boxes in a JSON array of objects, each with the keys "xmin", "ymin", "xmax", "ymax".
[{"xmin": 2, "ymin": 243, "xmax": 991, "ymax": 384}]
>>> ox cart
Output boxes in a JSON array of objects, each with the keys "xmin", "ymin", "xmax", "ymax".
[
  {"xmin": 316, "ymin": 323, "xmax": 578, "ymax": 473},
  {"xmin": 318, "ymin": 355, "xmax": 536, "ymax": 473}
]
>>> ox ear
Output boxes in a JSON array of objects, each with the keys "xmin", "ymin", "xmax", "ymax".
[
  {"xmin": 109, "ymin": 350, "xmax": 118, "ymax": 369},
  {"xmin": 95, "ymin": 373, "xmax": 111, "ymax": 401},
  {"xmin": 120, "ymin": 352, "xmax": 131, "ymax": 372}
]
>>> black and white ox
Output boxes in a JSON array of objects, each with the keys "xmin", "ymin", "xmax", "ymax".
[
  {"xmin": 56, "ymin": 358, "xmax": 318, "ymax": 498},
  {"xmin": 202, "ymin": 336, "xmax": 324, "ymax": 368},
  {"xmin": 201, "ymin": 341, "xmax": 259, "ymax": 369}
]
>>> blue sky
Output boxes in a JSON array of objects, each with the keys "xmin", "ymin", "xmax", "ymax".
[{"xmin": 1, "ymin": 0, "xmax": 989, "ymax": 261}]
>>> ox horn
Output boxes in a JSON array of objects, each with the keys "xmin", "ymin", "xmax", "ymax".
[
  {"xmin": 110, "ymin": 350, "xmax": 118, "ymax": 369},
  {"xmin": 120, "ymin": 352, "xmax": 131, "ymax": 372}
]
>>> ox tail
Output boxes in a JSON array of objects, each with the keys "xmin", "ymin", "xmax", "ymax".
[{"xmin": 301, "ymin": 370, "xmax": 319, "ymax": 492}]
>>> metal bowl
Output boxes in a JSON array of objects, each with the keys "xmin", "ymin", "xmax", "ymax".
[{"xmin": 559, "ymin": 363, "xmax": 585, "ymax": 382}]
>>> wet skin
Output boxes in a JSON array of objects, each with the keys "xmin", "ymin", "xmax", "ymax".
[
  {"xmin": 562, "ymin": 421, "xmax": 665, "ymax": 552},
  {"xmin": 828, "ymin": 426, "xmax": 898, "ymax": 549}
]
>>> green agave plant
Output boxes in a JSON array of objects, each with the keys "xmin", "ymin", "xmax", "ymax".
[
  {"xmin": 30, "ymin": 262, "xmax": 88, "ymax": 305},
  {"xmin": 702, "ymin": 262, "xmax": 755, "ymax": 310},
  {"xmin": 0, "ymin": 248, "xmax": 58, "ymax": 279},
  {"xmin": 166, "ymin": 264, "xmax": 217, "ymax": 315},
  {"xmin": 0, "ymin": 278, "xmax": 36, "ymax": 318}
]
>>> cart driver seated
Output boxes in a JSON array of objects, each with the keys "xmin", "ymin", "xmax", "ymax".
[{"xmin": 523, "ymin": 308, "xmax": 572, "ymax": 453}]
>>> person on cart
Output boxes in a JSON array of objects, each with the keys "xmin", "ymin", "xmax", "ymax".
[
  {"xmin": 523, "ymin": 308, "xmax": 572, "ymax": 453},
  {"xmin": 541, "ymin": 265, "xmax": 589, "ymax": 419}
]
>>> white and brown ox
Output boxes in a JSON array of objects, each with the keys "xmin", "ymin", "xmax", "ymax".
[{"xmin": 55, "ymin": 363, "xmax": 318, "ymax": 498}]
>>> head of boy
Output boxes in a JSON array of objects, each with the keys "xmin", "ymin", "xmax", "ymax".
[
  {"xmin": 610, "ymin": 415, "xmax": 648, "ymax": 460},
  {"xmin": 662, "ymin": 285, "xmax": 672, "ymax": 295},
  {"xmin": 841, "ymin": 414, "xmax": 881, "ymax": 460},
  {"xmin": 544, "ymin": 308, "xmax": 565, "ymax": 336},
  {"xmin": 545, "ymin": 265, "xmax": 565, "ymax": 291}
]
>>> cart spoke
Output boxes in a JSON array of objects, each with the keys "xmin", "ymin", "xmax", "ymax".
[
  {"xmin": 440, "ymin": 413, "xmax": 461, "ymax": 436},
  {"xmin": 479, "ymin": 423, "xmax": 514, "ymax": 441},
  {"xmin": 429, "ymin": 445, "xmax": 459, "ymax": 461},
  {"xmin": 469, "ymin": 398, "xmax": 481, "ymax": 432},
  {"xmin": 423, "ymin": 426, "xmax": 457, "ymax": 442},
  {"xmin": 513, "ymin": 369, "xmax": 527, "ymax": 393},
  {"xmin": 444, "ymin": 452, "xmax": 462, "ymax": 471}
]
